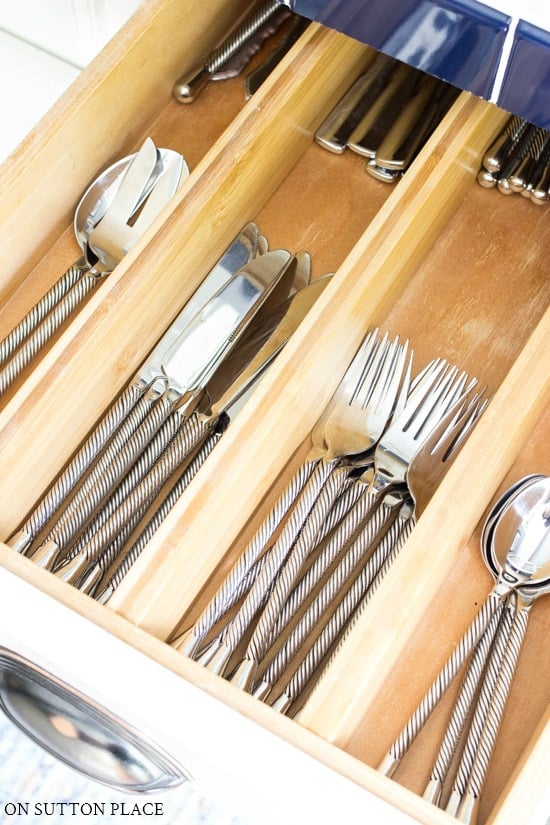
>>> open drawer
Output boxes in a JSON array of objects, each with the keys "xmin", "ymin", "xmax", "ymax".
[{"xmin": 0, "ymin": 1, "xmax": 548, "ymax": 824}]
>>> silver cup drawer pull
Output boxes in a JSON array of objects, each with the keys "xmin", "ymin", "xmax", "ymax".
[{"xmin": 0, "ymin": 648, "xmax": 190, "ymax": 793}]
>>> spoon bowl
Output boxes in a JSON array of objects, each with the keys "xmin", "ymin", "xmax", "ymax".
[
  {"xmin": 75, "ymin": 147, "xmax": 187, "ymax": 260},
  {"xmin": 484, "ymin": 474, "xmax": 550, "ymax": 592}
]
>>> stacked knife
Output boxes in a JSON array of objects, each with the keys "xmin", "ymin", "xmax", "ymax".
[
  {"xmin": 173, "ymin": 1, "xmax": 309, "ymax": 102},
  {"xmin": 8, "ymin": 224, "xmax": 331, "ymax": 601},
  {"xmin": 477, "ymin": 115, "xmax": 550, "ymax": 204},
  {"xmin": 315, "ymin": 53, "xmax": 460, "ymax": 182}
]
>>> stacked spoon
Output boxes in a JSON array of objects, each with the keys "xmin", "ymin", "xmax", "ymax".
[{"xmin": 379, "ymin": 474, "xmax": 550, "ymax": 824}]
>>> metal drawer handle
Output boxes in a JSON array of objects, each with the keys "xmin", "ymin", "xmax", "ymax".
[{"xmin": 0, "ymin": 648, "xmax": 190, "ymax": 792}]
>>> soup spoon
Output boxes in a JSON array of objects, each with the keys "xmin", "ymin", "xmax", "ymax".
[
  {"xmin": 0, "ymin": 142, "xmax": 185, "ymax": 383},
  {"xmin": 447, "ymin": 476, "xmax": 550, "ymax": 823},
  {"xmin": 422, "ymin": 475, "xmax": 545, "ymax": 806},
  {"xmin": 379, "ymin": 475, "xmax": 550, "ymax": 781}
]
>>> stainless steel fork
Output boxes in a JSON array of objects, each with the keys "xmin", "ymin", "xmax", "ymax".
[
  {"xmin": 268, "ymin": 386, "xmax": 488, "ymax": 714},
  {"xmin": 175, "ymin": 330, "xmax": 409, "ymax": 663}
]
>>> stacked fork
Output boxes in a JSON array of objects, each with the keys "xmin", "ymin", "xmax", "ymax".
[{"xmin": 175, "ymin": 329, "xmax": 489, "ymax": 712}]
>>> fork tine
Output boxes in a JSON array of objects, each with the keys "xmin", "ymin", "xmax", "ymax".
[
  {"xmin": 412, "ymin": 367, "xmax": 475, "ymax": 441},
  {"xmin": 349, "ymin": 328, "xmax": 386, "ymax": 405},
  {"xmin": 440, "ymin": 390, "xmax": 489, "ymax": 460},
  {"xmin": 392, "ymin": 349, "xmax": 414, "ymax": 419},
  {"xmin": 406, "ymin": 388, "xmax": 489, "ymax": 517},
  {"xmin": 345, "ymin": 328, "xmax": 381, "ymax": 404},
  {"xmin": 394, "ymin": 358, "xmax": 450, "ymax": 430},
  {"xmin": 362, "ymin": 337, "xmax": 411, "ymax": 439}
]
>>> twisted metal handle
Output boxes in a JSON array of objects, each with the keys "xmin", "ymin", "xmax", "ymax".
[
  {"xmin": 94, "ymin": 420, "xmax": 224, "ymax": 601},
  {"xmin": 451, "ymin": 598, "xmax": 530, "ymax": 823},
  {"xmin": 182, "ymin": 457, "xmax": 320, "ymax": 659},
  {"xmin": 264, "ymin": 477, "xmax": 367, "ymax": 651},
  {"xmin": 65, "ymin": 409, "xmax": 190, "ymax": 565},
  {"xmin": 378, "ymin": 590, "xmax": 504, "ymax": 777},
  {"xmin": 262, "ymin": 497, "xmax": 388, "ymax": 693},
  {"xmin": 79, "ymin": 411, "xmax": 212, "ymax": 569},
  {"xmin": 423, "ymin": 607, "xmax": 502, "ymax": 805},
  {"xmin": 275, "ymin": 503, "xmax": 409, "ymax": 712},
  {"xmin": 240, "ymin": 462, "xmax": 351, "ymax": 673},
  {"xmin": 0, "ymin": 260, "xmax": 87, "ymax": 367},
  {"xmin": 0, "ymin": 270, "xmax": 98, "ymax": 394},
  {"xmin": 9, "ymin": 379, "xmax": 150, "ymax": 554},
  {"xmin": 205, "ymin": 0, "xmax": 282, "ymax": 73},
  {"xmin": 32, "ymin": 388, "xmax": 173, "ymax": 565},
  {"xmin": 208, "ymin": 459, "xmax": 336, "ymax": 677}
]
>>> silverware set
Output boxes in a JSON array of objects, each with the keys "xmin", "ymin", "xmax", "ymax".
[
  {"xmin": 176, "ymin": 330, "xmax": 488, "ymax": 714},
  {"xmin": 477, "ymin": 115, "xmax": 550, "ymax": 204},
  {"xmin": 8, "ymin": 225, "xmax": 330, "ymax": 602},
  {"xmin": 379, "ymin": 474, "xmax": 550, "ymax": 825},
  {"xmin": 315, "ymin": 53, "xmax": 459, "ymax": 182},
  {"xmin": 0, "ymin": 138, "xmax": 187, "ymax": 397},
  {"xmin": 173, "ymin": 1, "xmax": 309, "ymax": 102}
]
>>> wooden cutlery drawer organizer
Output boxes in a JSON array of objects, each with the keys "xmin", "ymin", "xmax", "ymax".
[{"xmin": 0, "ymin": 1, "xmax": 548, "ymax": 824}]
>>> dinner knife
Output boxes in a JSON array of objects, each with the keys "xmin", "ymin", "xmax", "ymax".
[
  {"xmin": 8, "ymin": 225, "xmax": 262, "ymax": 556},
  {"xmin": 90, "ymin": 275, "xmax": 332, "ymax": 602}
]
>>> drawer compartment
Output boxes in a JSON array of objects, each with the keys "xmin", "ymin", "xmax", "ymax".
[{"xmin": 0, "ymin": 2, "xmax": 547, "ymax": 825}]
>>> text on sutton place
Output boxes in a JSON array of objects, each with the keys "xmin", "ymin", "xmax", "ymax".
[{"xmin": 3, "ymin": 802, "xmax": 164, "ymax": 816}]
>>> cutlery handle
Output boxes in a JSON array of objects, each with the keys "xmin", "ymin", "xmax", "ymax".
[
  {"xmin": 0, "ymin": 259, "xmax": 87, "ymax": 367},
  {"xmin": 208, "ymin": 458, "xmax": 336, "ymax": 679},
  {"xmin": 275, "ymin": 504, "xmax": 410, "ymax": 713},
  {"xmin": 482, "ymin": 115, "xmax": 526, "ymax": 173},
  {"xmin": 173, "ymin": 0, "xmax": 282, "ymax": 101},
  {"xmin": 450, "ymin": 599, "xmax": 531, "ymax": 824},
  {"xmin": 31, "ymin": 387, "xmax": 174, "ymax": 567},
  {"xmin": 240, "ymin": 462, "xmax": 351, "ymax": 666},
  {"xmin": 265, "ymin": 475, "xmax": 366, "ymax": 649},
  {"xmin": 95, "ymin": 416, "xmax": 225, "ymax": 602},
  {"xmin": 181, "ymin": 457, "xmax": 320, "ymax": 659},
  {"xmin": 378, "ymin": 589, "xmax": 503, "ymax": 777},
  {"xmin": 314, "ymin": 53, "xmax": 397, "ymax": 153},
  {"xmin": 423, "ymin": 608, "xmax": 502, "ymax": 805},
  {"xmin": 244, "ymin": 15, "xmax": 308, "ymax": 98},
  {"xmin": 0, "ymin": 269, "xmax": 98, "ymax": 395},
  {"xmin": 8, "ymin": 378, "xmax": 151, "ymax": 554},
  {"xmin": 55, "ymin": 408, "xmax": 192, "ymax": 584},
  {"xmin": 263, "ymin": 493, "xmax": 391, "ymax": 695}
]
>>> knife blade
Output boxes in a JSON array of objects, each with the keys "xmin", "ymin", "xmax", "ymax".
[
  {"xmin": 139, "ymin": 223, "xmax": 261, "ymax": 385},
  {"xmin": 94, "ymin": 137, "xmax": 159, "ymax": 227},
  {"xmin": 153, "ymin": 248, "xmax": 296, "ymax": 401},
  {"xmin": 206, "ymin": 273, "xmax": 333, "ymax": 417},
  {"xmin": 91, "ymin": 275, "xmax": 332, "ymax": 602}
]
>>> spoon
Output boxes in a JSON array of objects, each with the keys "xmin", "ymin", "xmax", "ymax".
[
  {"xmin": 447, "ymin": 476, "xmax": 550, "ymax": 824},
  {"xmin": 423, "ymin": 475, "xmax": 545, "ymax": 806},
  {"xmin": 379, "ymin": 475, "xmax": 550, "ymax": 780},
  {"xmin": 0, "ymin": 144, "xmax": 185, "ymax": 376}
]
